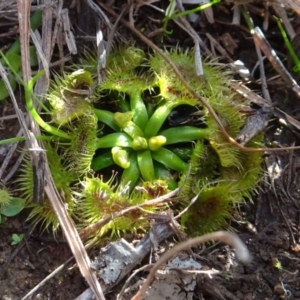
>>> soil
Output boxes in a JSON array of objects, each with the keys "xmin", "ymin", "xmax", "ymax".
[{"xmin": 1, "ymin": 1, "xmax": 300, "ymax": 299}]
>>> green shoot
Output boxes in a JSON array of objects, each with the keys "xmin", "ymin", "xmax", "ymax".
[
  {"xmin": 11, "ymin": 233, "xmax": 24, "ymax": 245},
  {"xmin": 0, "ymin": 51, "xmax": 70, "ymax": 139},
  {"xmin": 163, "ymin": 0, "xmax": 221, "ymax": 34},
  {"xmin": 274, "ymin": 16, "xmax": 300, "ymax": 73}
]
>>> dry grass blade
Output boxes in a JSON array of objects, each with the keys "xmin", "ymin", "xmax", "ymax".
[
  {"xmin": 255, "ymin": 42, "xmax": 271, "ymax": 101},
  {"xmin": 61, "ymin": 8, "xmax": 77, "ymax": 55},
  {"xmin": 273, "ymin": 0, "xmax": 300, "ymax": 16},
  {"xmin": 0, "ymin": 126, "xmax": 23, "ymax": 182},
  {"xmin": 50, "ymin": 0, "xmax": 63, "ymax": 58},
  {"xmin": 0, "ymin": 0, "xmax": 17, "ymax": 12},
  {"xmin": 85, "ymin": 0, "xmax": 111, "ymax": 28},
  {"xmin": 43, "ymin": 174, "xmax": 106, "ymax": 300},
  {"xmin": 272, "ymin": 3, "xmax": 295, "ymax": 39},
  {"xmin": 131, "ymin": 231, "xmax": 251, "ymax": 300},
  {"xmin": 253, "ymin": 26, "xmax": 300, "ymax": 98},
  {"xmin": 17, "ymin": 0, "xmax": 31, "ymax": 83},
  {"xmin": 15, "ymin": 0, "xmax": 47, "ymax": 205},
  {"xmin": 15, "ymin": 1, "xmax": 105, "ymax": 299},
  {"xmin": 32, "ymin": 0, "xmax": 53, "ymax": 102},
  {"xmin": 230, "ymin": 81, "xmax": 272, "ymax": 106}
]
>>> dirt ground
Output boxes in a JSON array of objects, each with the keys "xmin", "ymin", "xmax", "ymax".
[{"xmin": 1, "ymin": 1, "xmax": 300, "ymax": 299}]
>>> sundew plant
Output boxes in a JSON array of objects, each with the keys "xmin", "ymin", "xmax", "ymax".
[{"xmin": 16, "ymin": 46, "xmax": 263, "ymax": 237}]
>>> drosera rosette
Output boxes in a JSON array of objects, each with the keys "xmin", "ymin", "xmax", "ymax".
[
  {"xmin": 14, "ymin": 45, "xmax": 264, "ymax": 238},
  {"xmin": 74, "ymin": 172, "xmax": 168, "ymax": 238},
  {"xmin": 16, "ymin": 142, "xmax": 78, "ymax": 233},
  {"xmin": 90, "ymin": 47, "xmax": 213, "ymax": 192}
]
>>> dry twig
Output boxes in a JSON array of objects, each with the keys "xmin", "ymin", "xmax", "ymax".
[
  {"xmin": 253, "ymin": 27, "xmax": 300, "ymax": 98},
  {"xmin": 131, "ymin": 231, "xmax": 251, "ymax": 300}
]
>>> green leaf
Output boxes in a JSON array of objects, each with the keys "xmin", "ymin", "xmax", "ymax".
[
  {"xmin": 0, "ymin": 197, "xmax": 25, "ymax": 217},
  {"xmin": 137, "ymin": 150, "xmax": 155, "ymax": 181},
  {"xmin": 11, "ymin": 233, "xmax": 24, "ymax": 245},
  {"xmin": 4, "ymin": 52, "xmax": 22, "ymax": 73}
]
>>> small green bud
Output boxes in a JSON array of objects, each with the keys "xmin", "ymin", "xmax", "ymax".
[
  {"xmin": 114, "ymin": 112, "xmax": 144, "ymax": 138},
  {"xmin": 114, "ymin": 112, "xmax": 134, "ymax": 128},
  {"xmin": 131, "ymin": 137, "xmax": 148, "ymax": 150},
  {"xmin": 148, "ymin": 135, "xmax": 167, "ymax": 151},
  {"xmin": 112, "ymin": 147, "xmax": 130, "ymax": 169}
]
